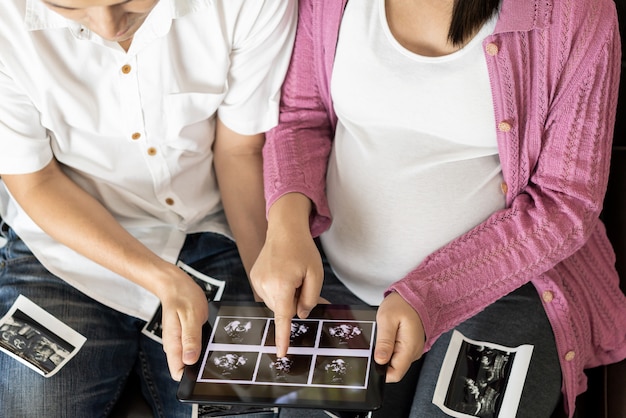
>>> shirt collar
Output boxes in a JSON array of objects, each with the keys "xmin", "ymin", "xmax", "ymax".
[
  {"xmin": 24, "ymin": 0, "xmax": 68, "ymax": 31},
  {"xmin": 494, "ymin": 0, "xmax": 552, "ymax": 35},
  {"xmin": 23, "ymin": 0, "xmax": 211, "ymax": 33}
]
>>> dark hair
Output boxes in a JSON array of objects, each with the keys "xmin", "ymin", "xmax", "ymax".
[{"xmin": 449, "ymin": 0, "xmax": 501, "ymax": 46}]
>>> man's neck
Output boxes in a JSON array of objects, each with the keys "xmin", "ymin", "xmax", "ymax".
[{"xmin": 119, "ymin": 38, "xmax": 132, "ymax": 52}]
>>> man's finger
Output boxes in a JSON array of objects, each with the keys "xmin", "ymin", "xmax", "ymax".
[
  {"xmin": 162, "ymin": 320, "xmax": 184, "ymax": 381},
  {"xmin": 180, "ymin": 314, "xmax": 204, "ymax": 366}
]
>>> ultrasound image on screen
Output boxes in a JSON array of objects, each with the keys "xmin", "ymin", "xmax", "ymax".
[
  {"xmin": 319, "ymin": 321, "xmax": 373, "ymax": 350},
  {"xmin": 265, "ymin": 319, "xmax": 319, "ymax": 348},
  {"xmin": 197, "ymin": 314, "xmax": 375, "ymax": 390},
  {"xmin": 256, "ymin": 353, "xmax": 313, "ymax": 384},
  {"xmin": 179, "ymin": 304, "xmax": 386, "ymax": 412},
  {"xmin": 312, "ymin": 356, "xmax": 369, "ymax": 387},
  {"xmin": 212, "ymin": 317, "xmax": 268, "ymax": 345},
  {"xmin": 202, "ymin": 351, "xmax": 258, "ymax": 381}
]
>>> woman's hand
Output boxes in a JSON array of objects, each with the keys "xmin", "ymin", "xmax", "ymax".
[
  {"xmin": 374, "ymin": 292, "xmax": 425, "ymax": 382},
  {"xmin": 250, "ymin": 192, "xmax": 325, "ymax": 357},
  {"xmin": 250, "ymin": 227, "xmax": 324, "ymax": 357}
]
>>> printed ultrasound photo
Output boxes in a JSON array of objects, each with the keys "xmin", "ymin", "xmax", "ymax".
[
  {"xmin": 212, "ymin": 317, "xmax": 268, "ymax": 345},
  {"xmin": 445, "ymin": 342, "xmax": 514, "ymax": 418},
  {"xmin": 192, "ymin": 276, "xmax": 222, "ymax": 301},
  {"xmin": 312, "ymin": 356, "xmax": 369, "ymax": 387},
  {"xmin": 319, "ymin": 321, "xmax": 372, "ymax": 350},
  {"xmin": 256, "ymin": 353, "xmax": 313, "ymax": 384},
  {"xmin": 0, "ymin": 310, "xmax": 73, "ymax": 374},
  {"xmin": 142, "ymin": 267, "xmax": 224, "ymax": 341},
  {"xmin": 264, "ymin": 319, "xmax": 319, "ymax": 348},
  {"xmin": 202, "ymin": 351, "xmax": 258, "ymax": 381}
]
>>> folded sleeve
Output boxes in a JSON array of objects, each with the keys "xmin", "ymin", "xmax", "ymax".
[{"xmin": 0, "ymin": 59, "xmax": 52, "ymax": 174}]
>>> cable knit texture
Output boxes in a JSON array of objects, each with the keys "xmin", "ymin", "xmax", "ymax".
[{"xmin": 263, "ymin": 0, "xmax": 626, "ymax": 415}]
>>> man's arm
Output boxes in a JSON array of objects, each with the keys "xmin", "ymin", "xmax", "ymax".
[
  {"xmin": 1, "ymin": 160, "xmax": 209, "ymax": 380},
  {"xmin": 213, "ymin": 118, "xmax": 267, "ymax": 279}
]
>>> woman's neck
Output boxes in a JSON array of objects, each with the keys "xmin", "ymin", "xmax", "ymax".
[{"xmin": 385, "ymin": 0, "xmax": 467, "ymax": 56}]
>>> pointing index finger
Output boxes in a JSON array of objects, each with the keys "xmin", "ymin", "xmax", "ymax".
[{"xmin": 273, "ymin": 311, "xmax": 294, "ymax": 358}]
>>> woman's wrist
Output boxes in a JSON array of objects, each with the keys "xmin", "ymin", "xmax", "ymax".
[{"xmin": 267, "ymin": 192, "xmax": 313, "ymax": 236}]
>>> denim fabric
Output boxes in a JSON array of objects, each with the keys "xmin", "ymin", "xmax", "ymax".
[
  {"xmin": 178, "ymin": 232, "xmax": 256, "ymax": 303},
  {"xmin": 278, "ymin": 282, "xmax": 561, "ymax": 418},
  {"xmin": 408, "ymin": 282, "xmax": 562, "ymax": 418},
  {"xmin": 0, "ymin": 222, "xmax": 255, "ymax": 418}
]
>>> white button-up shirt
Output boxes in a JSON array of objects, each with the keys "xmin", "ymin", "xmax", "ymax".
[{"xmin": 0, "ymin": 0, "xmax": 297, "ymax": 320}]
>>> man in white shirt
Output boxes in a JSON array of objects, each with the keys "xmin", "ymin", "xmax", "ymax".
[{"xmin": 0, "ymin": 0, "xmax": 296, "ymax": 416}]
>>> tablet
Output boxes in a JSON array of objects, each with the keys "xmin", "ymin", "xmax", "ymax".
[{"xmin": 177, "ymin": 302, "xmax": 386, "ymax": 412}]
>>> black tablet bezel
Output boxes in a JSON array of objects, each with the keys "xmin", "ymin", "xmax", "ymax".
[{"xmin": 177, "ymin": 302, "xmax": 386, "ymax": 412}]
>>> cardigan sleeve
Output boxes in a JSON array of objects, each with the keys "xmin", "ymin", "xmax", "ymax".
[
  {"xmin": 263, "ymin": 0, "xmax": 335, "ymax": 237},
  {"xmin": 388, "ymin": 0, "xmax": 622, "ymax": 351}
]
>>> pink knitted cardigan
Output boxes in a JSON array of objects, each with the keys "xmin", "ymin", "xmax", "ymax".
[{"xmin": 263, "ymin": 0, "xmax": 626, "ymax": 415}]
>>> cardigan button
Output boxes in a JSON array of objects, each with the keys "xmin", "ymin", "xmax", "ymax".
[
  {"xmin": 486, "ymin": 43, "xmax": 499, "ymax": 56},
  {"xmin": 498, "ymin": 121, "xmax": 512, "ymax": 132},
  {"xmin": 542, "ymin": 291, "xmax": 555, "ymax": 303},
  {"xmin": 565, "ymin": 351, "xmax": 576, "ymax": 362},
  {"xmin": 500, "ymin": 182, "xmax": 508, "ymax": 195}
]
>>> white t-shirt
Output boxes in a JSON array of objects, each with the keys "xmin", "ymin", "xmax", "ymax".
[
  {"xmin": 0, "ymin": 0, "xmax": 297, "ymax": 320},
  {"xmin": 325, "ymin": 0, "xmax": 504, "ymax": 305}
]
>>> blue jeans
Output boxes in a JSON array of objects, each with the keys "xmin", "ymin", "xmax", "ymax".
[
  {"xmin": 0, "ymin": 222, "xmax": 256, "ymax": 418},
  {"xmin": 276, "ymin": 256, "xmax": 563, "ymax": 418},
  {"xmin": 197, "ymin": 246, "xmax": 562, "ymax": 418},
  {"xmin": 193, "ymin": 244, "xmax": 562, "ymax": 418}
]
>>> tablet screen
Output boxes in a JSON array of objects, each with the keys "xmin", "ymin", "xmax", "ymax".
[{"xmin": 177, "ymin": 302, "xmax": 386, "ymax": 412}]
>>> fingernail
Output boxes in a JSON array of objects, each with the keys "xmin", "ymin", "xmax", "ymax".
[{"xmin": 183, "ymin": 350, "xmax": 196, "ymax": 363}]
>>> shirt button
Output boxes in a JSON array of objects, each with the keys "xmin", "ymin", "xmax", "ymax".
[
  {"xmin": 542, "ymin": 291, "xmax": 555, "ymax": 303},
  {"xmin": 565, "ymin": 351, "xmax": 576, "ymax": 362},
  {"xmin": 147, "ymin": 147, "xmax": 157, "ymax": 156},
  {"xmin": 121, "ymin": 64, "xmax": 132, "ymax": 74},
  {"xmin": 498, "ymin": 121, "xmax": 512, "ymax": 132},
  {"xmin": 165, "ymin": 198, "xmax": 175, "ymax": 206},
  {"xmin": 500, "ymin": 182, "xmax": 508, "ymax": 194},
  {"xmin": 486, "ymin": 43, "xmax": 499, "ymax": 56},
  {"xmin": 131, "ymin": 132, "xmax": 141, "ymax": 140}
]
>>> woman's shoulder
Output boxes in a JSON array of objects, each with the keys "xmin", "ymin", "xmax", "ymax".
[
  {"xmin": 497, "ymin": 0, "xmax": 618, "ymax": 33},
  {"xmin": 549, "ymin": 0, "xmax": 618, "ymax": 30}
]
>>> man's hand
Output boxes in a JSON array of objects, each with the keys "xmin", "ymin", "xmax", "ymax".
[
  {"xmin": 2, "ymin": 160, "xmax": 211, "ymax": 381},
  {"xmin": 157, "ymin": 265, "xmax": 210, "ymax": 381},
  {"xmin": 374, "ymin": 292, "xmax": 425, "ymax": 382}
]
